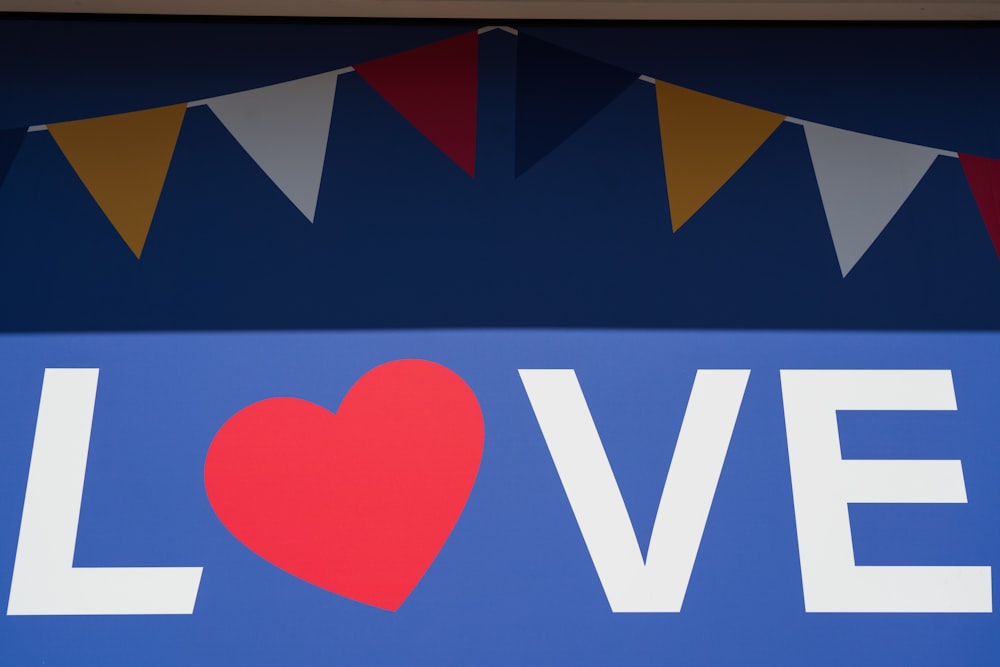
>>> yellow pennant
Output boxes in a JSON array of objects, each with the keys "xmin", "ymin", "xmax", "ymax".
[
  {"xmin": 656, "ymin": 81, "xmax": 784, "ymax": 231},
  {"xmin": 49, "ymin": 104, "xmax": 186, "ymax": 258}
]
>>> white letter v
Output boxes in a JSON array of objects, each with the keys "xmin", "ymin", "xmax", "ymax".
[{"xmin": 519, "ymin": 369, "xmax": 749, "ymax": 612}]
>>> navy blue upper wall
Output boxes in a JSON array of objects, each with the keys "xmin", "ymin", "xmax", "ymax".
[{"xmin": 1, "ymin": 18, "xmax": 998, "ymax": 332}]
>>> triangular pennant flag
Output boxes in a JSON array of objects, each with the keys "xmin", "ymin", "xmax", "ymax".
[
  {"xmin": 49, "ymin": 104, "xmax": 186, "ymax": 258},
  {"xmin": 207, "ymin": 71, "xmax": 339, "ymax": 222},
  {"xmin": 655, "ymin": 81, "xmax": 784, "ymax": 231},
  {"xmin": 355, "ymin": 32, "xmax": 478, "ymax": 177},
  {"xmin": 515, "ymin": 34, "xmax": 638, "ymax": 176},
  {"xmin": 959, "ymin": 153, "xmax": 1000, "ymax": 259},
  {"xmin": 0, "ymin": 127, "xmax": 27, "ymax": 189},
  {"xmin": 803, "ymin": 122, "xmax": 940, "ymax": 276}
]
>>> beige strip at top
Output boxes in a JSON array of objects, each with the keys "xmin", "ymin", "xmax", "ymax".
[{"xmin": 3, "ymin": 1, "xmax": 1000, "ymax": 21}]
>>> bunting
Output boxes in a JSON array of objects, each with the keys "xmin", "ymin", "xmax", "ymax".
[
  {"xmin": 207, "ymin": 71, "xmax": 340, "ymax": 223},
  {"xmin": 802, "ymin": 122, "xmax": 940, "ymax": 276},
  {"xmin": 48, "ymin": 104, "xmax": 186, "ymax": 258},
  {"xmin": 0, "ymin": 127, "xmax": 26, "ymax": 188},
  {"xmin": 959, "ymin": 153, "xmax": 1000, "ymax": 259},
  {"xmin": 355, "ymin": 32, "xmax": 479, "ymax": 177},
  {"xmin": 1, "ymin": 27, "xmax": 998, "ymax": 277},
  {"xmin": 655, "ymin": 81, "xmax": 784, "ymax": 232},
  {"xmin": 514, "ymin": 33, "xmax": 637, "ymax": 176}
]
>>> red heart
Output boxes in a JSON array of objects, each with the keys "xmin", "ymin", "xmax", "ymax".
[{"xmin": 204, "ymin": 359, "xmax": 484, "ymax": 611}]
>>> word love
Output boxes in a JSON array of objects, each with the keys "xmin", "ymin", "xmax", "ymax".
[{"xmin": 5, "ymin": 365, "xmax": 992, "ymax": 617}]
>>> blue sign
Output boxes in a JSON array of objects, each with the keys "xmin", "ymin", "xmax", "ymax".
[{"xmin": 1, "ymin": 332, "xmax": 998, "ymax": 664}]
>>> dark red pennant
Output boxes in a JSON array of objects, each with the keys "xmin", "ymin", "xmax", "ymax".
[
  {"xmin": 960, "ymin": 153, "xmax": 1000, "ymax": 258},
  {"xmin": 355, "ymin": 32, "xmax": 478, "ymax": 176}
]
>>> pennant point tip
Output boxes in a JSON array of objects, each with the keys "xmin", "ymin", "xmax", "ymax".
[
  {"xmin": 670, "ymin": 210, "xmax": 691, "ymax": 233},
  {"xmin": 128, "ymin": 243, "xmax": 144, "ymax": 259},
  {"xmin": 836, "ymin": 254, "xmax": 858, "ymax": 278}
]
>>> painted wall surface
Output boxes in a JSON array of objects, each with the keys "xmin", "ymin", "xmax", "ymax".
[{"xmin": 1, "ymin": 18, "xmax": 999, "ymax": 665}]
